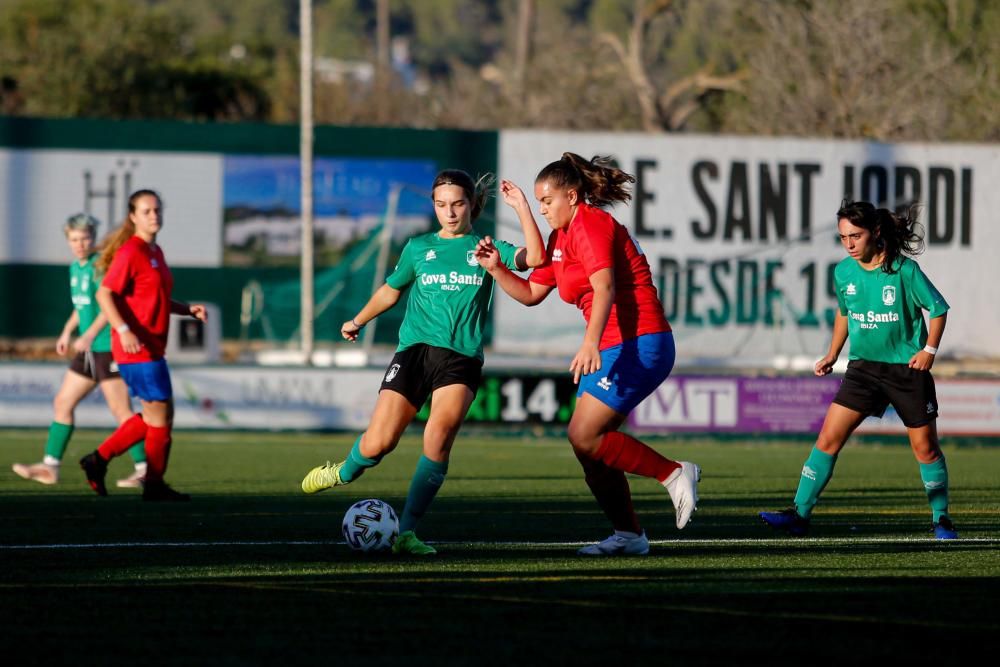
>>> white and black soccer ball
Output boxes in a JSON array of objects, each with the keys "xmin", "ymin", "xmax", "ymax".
[{"xmin": 342, "ymin": 498, "xmax": 399, "ymax": 553}]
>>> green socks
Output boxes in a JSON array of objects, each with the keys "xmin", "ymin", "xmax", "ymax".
[
  {"xmin": 793, "ymin": 446, "xmax": 838, "ymax": 519},
  {"xmin": 400, "ymin": 455, "xmax": 449, "ymax": 534},
  {"xmin": 919, "ymin": 457, "xmax": 950, "ymax": 523},
  {"xmin": 339, "ymin": 435, "xmax": 381, "ymax": 483},
  {"xmin": 43, "ymin": 421, "xmax": 74, "ymax": 461},
  {"xmin": 127, "ymin": 442, "xmax": 147, "ymax": 463}
]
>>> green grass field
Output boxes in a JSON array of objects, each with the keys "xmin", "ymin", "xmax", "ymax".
[{"xmin": 2, "ymin": 428, "xmax": 998, "ymax": 665}]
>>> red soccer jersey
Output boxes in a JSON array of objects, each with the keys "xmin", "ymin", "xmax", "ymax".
[
  {"xmin": 102, "ymin": 236, "xmax": 174, "ymax": 363},
  {"xmin": 529, "ymin": 203, "xmax": 670, "ymax": 349}
]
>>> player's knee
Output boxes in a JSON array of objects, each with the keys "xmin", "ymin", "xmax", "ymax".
[
  {"xmin": 566, "ymin": 424, "xmax": 601, "ymax": 457},
  {"xmin": 52, "ymin": 394, "xmax": 75, "ymax": 420},
  {"xmin": 361, "ymin": 429, "xmax": 399, "ymax": 457}
]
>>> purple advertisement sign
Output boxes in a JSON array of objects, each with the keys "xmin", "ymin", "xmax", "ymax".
[{"xmin": 629, "ymin": 375, "xmax": 842, "ymax": 434}]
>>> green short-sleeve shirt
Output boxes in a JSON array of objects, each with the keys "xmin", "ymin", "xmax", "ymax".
[
  {"xmin": 69, "ymin": 254, "xmax": 111, "ymax": 352},
  {"xmin": 386, "ymin": 232, "xmax": 519, "ymax": 361},
  {"xmin": 835, "ymin": 256, "xmax": 949, "ymax": 363}
]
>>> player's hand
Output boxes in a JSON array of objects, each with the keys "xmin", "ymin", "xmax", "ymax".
[
  {"xmin": 56, "ymin": 333, "xmax": 71, "ymax": 356},
  {"xmin": 119, "ymin": 329, "xmax": 142, "ymax": 354},
  {"xmin": 475, "ymin": 236, "xmax": 500, "ymax": 271},
  {"xmin": 814, "ymin": 354, "xmax": 837, "ymax": 376},
  {"xmin": 570, "ymin": 341, "xmax": 602, "ymax": 384},
  {"xmin": 189, "ymin": 304, "xmax": 208, "ymax": 322},
  {"xmin": 72, "ymin": 334, "xmax": 93, "ymax": 354},
  {"xmin": 341, "ymin": 319, "xmax": 362, "ymax": 342},
  {"xmin": 499, "ymin": 180, "xmax": 529, "ymax": 211},
  {"xmin": 908, "ymin": 350, "xmax": 935, "ymax": 371}
]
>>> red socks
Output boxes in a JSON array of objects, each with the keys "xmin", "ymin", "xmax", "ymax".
[
  {"xmin": 144, "ymin": 425, "xmax": 172, "ymax": 482},
  {"xmin": 594, "ymin": 431, "xmax": 680, "ymax": 483},
  {"xmin": 97, "ymin": 414, "xmax": 148, "ymax": 460}
]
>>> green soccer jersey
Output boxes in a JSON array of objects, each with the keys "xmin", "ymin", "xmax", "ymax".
[
  {"xmin": 386, "ymin": 232, "xmax": 519, "ymax": 361},
  {"xmin": 69, "ymin": 254, "xmax": 111, "ymax": 352},
  {"xmin": 835, "ymin": 255, "xmax": 949, "ymax": 363}
]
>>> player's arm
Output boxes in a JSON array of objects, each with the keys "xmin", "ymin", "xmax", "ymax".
[
  {"xmin": 72, "ymin": 311, "xmax": 109, "ymax": 354},
  {"xmin": 500, "ymin": 180, "xmax": 545, "ymax": 269},
  {"xmin": 815, "ymin": 310, "xmax": 849, "ymax": 376},
  {"xmin": 909, "ymin": 312, "xmax": 947, "ymax": 371},
  {"xmin": 56, "ymin": 310, "xmax": 80, "ymax": 356},
  {"xmin": 570, "ymin": 268, "xmax": 614, "ymax": 384},
  {"xmin": 484, "ymin": 255, "xmax": 552, "ymax": 306},
  {"xmin": 341, "ymin": 283, "xmax": 402, "ymax": 342},
  {"xmin": 96, "ymin": 285, "xmax": 141, "ymax": 355},
  {"xmin": 171, "ymin": 300, "xmax": 208, "ymax": 322}
]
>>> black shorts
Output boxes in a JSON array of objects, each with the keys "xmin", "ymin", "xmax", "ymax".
[
  {"xmin": 833, "ymin": 359, "xmax": 938, "ymax": 428},
  {"xmin": 69, "ymin": 351, "xmax": 121, "ymax": 383},
  {"xmin": 380, "ymin": 344, "xmax": 483, "ymax": 409}
]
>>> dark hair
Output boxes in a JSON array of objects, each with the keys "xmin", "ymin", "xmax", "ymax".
[
  {"xmin": 837, "ymin": 199, "xmax": 924, "ymax": 273},
  {"xmin": 97, "ymin": 189, "xmax": 161, "ymax": 274},
  {"xmin": 535, "ymin": 152, "xmax": 636, "ymax": 208},
  {"xmin": 431, "ymin": 169, "xmax": 494, "ymax": 221}
]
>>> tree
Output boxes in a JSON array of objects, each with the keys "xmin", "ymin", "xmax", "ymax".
[{"xmin": 721, "ymin": 0, "xmax": 973, "ymax": 141}]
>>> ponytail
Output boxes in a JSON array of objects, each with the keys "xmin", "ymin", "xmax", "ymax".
[{"xmin": 535, "ymin": 152, "xmax": 635, "ymax": 208}]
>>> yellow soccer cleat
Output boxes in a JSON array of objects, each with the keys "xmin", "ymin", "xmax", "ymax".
[
  {"xmin": 391, "ymin": 530, "xmax": 437, "ymax": 556},
  {"xmin": 301, "ymin": 460, "xmax": 347, "ymax": 494}
]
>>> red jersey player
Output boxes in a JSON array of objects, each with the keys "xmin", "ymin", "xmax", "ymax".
[
  {"xmin": 79, "ymin": 189, "xmax": 207, "ymax": 501},
  {"xmin": 477, "ymin": 153, "xmax": 701, "ymax": 556}
]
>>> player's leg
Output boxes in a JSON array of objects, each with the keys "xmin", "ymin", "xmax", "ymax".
[
  {"xmin": 907, "ymin": 421, "xmax": 955, "ymax": 537},
  {"xmin": 760, "ymin": 403, "xmax": 865, "ymax": 535},
  {"xmin": 13, "ymin": 367, "xmax": 95, "ymax": 485},
  {"xmin": 139, "ymin": 397, "xmax": 188, "ymax": 501},
  {"xmin": 393, "ymin": 383, "xmax": 474, "ymax": 557},
  {"xmin": 301, "ymin": 389, "xmax": 417, "ymax": 493},
  {"xmin": 97, "ymin": 372, "xmax": 147, "ymax": 488}
]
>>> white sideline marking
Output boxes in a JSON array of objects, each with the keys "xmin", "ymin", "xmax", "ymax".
[{"xmin": 1, "ymin": 537, "xmax": 998, "ymax": 550}]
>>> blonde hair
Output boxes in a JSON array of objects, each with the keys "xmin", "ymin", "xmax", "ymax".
[{"xmin": 64, "ymin": 213, "xmax": 99, "ymax": 238}]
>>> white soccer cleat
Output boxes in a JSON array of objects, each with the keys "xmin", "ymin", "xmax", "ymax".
[
  {"xmin": 664, "ymin": 461, "xmax": 701, "ymax": 529},
  {"xmin": 12, "ymin": 462, "xmax": 59, "ymax": 485},
  {"xmin": 116, "ymin": 469, "xmax": 146, "ymax": 489},
  {"xmin": 577, "ymin": 531, "xmax": 650, "ymax": 556}
]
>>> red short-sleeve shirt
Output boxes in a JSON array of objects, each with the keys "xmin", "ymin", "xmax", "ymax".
[
  {"xmin": 102, "ymin": 236, "xmax": 173, "ymax": 363},
  {"xmin": 529, "ymin": 203, "xmax": 670, "ymax": 349}
]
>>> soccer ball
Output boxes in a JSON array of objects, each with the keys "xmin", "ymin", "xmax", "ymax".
[{"xmin": 342, "ymin": 498, "xmax": 399, "ymax": 553}]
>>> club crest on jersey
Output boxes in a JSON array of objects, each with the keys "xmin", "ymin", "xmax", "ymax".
[
  {"xmin": 151, "ymin": 259, "xmax": 159, "ymax": 268},
  {"xmin": 425, "ymin": 250, "xmax": 437, "ymax": 261},
  {"xmin": 385, "ymin": 364, "xmax": 401, "ymax": 383},
  {"xmin": 882, "ymin": 285, "xmax": 896, "ymax": 306},
  {"xmin": 846, "ymin": 283, "xmax": 856, "ymax": 295},
  {"xmin": 466, "ymin": 250, "xmax": 478, "ymax": 266},
  {"xmin": 553, "ymin": 248, "xmax": 563, "ymax": 262}
]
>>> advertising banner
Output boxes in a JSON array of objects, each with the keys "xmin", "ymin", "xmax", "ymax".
[
  {"xmin": 496, "ymin": 132, "xmax": 1000, "ymax": 361},
  {"xmin": 6, "ymin": 364, "xmax": 997, "ymax": 436}
]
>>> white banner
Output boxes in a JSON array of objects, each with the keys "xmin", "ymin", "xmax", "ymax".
[
  {"xmin": 0, "ymin": 149, "xmax": 223, "ymax": 266},
  {"xmin": 496, "ymin": 131, "xmax": 1000, "ymax": 362},
  {"xmin": 0, "ymin": 364, "xmax": 383, "ymax": 430}
]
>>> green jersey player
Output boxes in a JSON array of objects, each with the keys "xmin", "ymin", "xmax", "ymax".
[
  {"xmin": 301, "ymin": 170, "xmax": 545, "ymax": 555},
  {"xmin": 12, "ymin": 214, "xmax": 146, "ymax": 488},
  {"xmin": 761, "ymin": 200, "xmax": 956, "ymax": 539}
]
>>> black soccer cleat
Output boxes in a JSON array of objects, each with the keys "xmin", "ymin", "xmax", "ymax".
[
  {"xmin": 142, "ymin": 480, "xmax": 191, "ymax": 502},
  {"xmin": 79, "ymin": 451, "xmax": 109, "ymax": 497}
]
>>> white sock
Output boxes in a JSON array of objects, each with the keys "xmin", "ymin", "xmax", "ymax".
[
  {"xmin": 43, "ymin": 455, "xmax": 61, "ymax": 467},
  {"xmin": 614, "ymin": 530, "xmax": 641, "ymax": 539}
]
